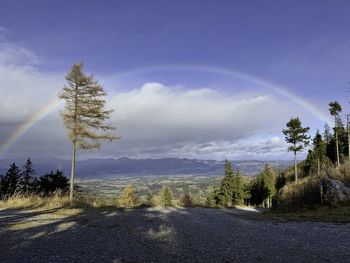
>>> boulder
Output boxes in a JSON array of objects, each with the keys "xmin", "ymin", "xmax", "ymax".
[{"xmin": 322, "ymin": 177, "xmax": 350, "ymax": 207}]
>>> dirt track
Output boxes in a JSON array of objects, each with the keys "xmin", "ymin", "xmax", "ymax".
[{"xmin": 0, "ymin": 207, "xmax": 349, "ymax": 262}]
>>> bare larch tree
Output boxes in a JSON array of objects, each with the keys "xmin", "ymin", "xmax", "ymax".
[{"xmin": 59, "ymin": 63, "xmax": 118, "ymax": 201}]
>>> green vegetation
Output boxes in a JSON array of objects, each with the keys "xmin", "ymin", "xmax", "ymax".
[
  {"xmin": 0, "ymin": 159, "xmax": 69, "ymax": 199},
  {"xmin": 267, "ymin": 100, "xmax": 350, "ymax": 214},
  {"xmin": 282, "ymin": 117, "xmax": 310, "ymax": 182},
  {"xmin": 249, "ymin": 164, "xmax": 277, "ymax": 208},
  {"xmin": 206, "ymin": 160, "xmax": 248, "ymax": 207},
  {"xmin": 328, "ymin": 101, "xmax": 342, "ymax": 166}
]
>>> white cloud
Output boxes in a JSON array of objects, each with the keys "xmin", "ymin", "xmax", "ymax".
[
  {"xmin": 0, "ymin": 36, "xmax": 312, "ymax": 160},
  {"xmin": 108, "ymin": 82, "xmax": 294, "ymax": 144},
  {"xmin": 0, "ymin": 34, "xmax": 64, "ymax": 122}
]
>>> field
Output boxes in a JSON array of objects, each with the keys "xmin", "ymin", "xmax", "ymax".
[{"xmin": 76, "ymin": 175, "xmax": 223, "ymax": 204}]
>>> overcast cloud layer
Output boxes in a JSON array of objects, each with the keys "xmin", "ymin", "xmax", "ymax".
[{"xmin": 0, "ymin": 32, "xmax": 315, "ymax": 161}]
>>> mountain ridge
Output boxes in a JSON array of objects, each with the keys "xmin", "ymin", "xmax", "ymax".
[{"xmin": 0, "ymin": 157, "xmax": 292, "ymax": 178}]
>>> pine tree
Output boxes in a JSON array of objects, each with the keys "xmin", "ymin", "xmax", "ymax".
[
  {"xmin": 275, "ymin": 172, "xmax": 286, "ymax": 191},
  {"xmin": 250, "ymin": 164, "xmax": 276, "ymax": 207},
  {"xmin": 312, "ymin": 130, "xmax": 326, "ymax": 176},
  {"xmin": 37, "ymin": 170, "xmax": 69, "ymax": 196},
  {"xmin": 18, "ymin": 158, "xmax": 36, "ymax": 194},
  {"xmin": 206, "ymin": 186, "xmax": 220, "ymax": 207},
  {"xmin": 2, "ymin": 163, "xmax": 21, "ymax": 197},
  {"xmin": 329, "ymin": 101, "xmax": 342, "ymax": 166},
  {"xmin": 218, "ymin": 160, "xmax": 235, "ymax": 206},
  {"xmin": 59, "ymin": 63, "xmax": 118, "ymax": 201},
  {"xmin": 0, "ymin": 174, "xmax": 7, "ymax": 199},
  {"xmin": 282, "ymin": 117, "xmax": 310, "ymax": 182},
  {"xmin": 160, "ymin": 186, "xmax": 173, "ymax": 206},
  {"xmin": 323, "ymin": 123, "xmax": 332, "ymax": 144},
  {"xmin": 218, "ymin": 160, "xmax": 246, "ymax": 206},
  {"xmin": 261, "ymin": 164, "xmax": 276, "ymax": 208},
  {"xmin": 231, "ymin": 170, "xmax": 245, "ymax": 205}
]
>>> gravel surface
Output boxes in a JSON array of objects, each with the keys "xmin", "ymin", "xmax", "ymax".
[{"xmin": 0, "ymin": 207, "xmax": 349, "ymax": 262}]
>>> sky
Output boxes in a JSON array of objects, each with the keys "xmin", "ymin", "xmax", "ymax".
[{"xmin": 0, "ymin": 0, "xmax": 350, "ymax": 161}]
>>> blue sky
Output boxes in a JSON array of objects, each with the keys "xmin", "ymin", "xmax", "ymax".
[{"xmin": 0, "ymin": 1, "xmax": 350, "ymax": 160}]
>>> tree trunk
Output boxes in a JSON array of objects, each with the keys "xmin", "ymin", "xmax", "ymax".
[
  {"xmin": 335, "ymin": 116, "xmax": 340, "ymax": 167},
  {"xmin": 317, "ymin": 157, "xmax": 320, "ymax": 177},
  {"xmin": 347, "ymin": 114, "xmax": 350, "ymax": 163},
  {"xmin": 294, "ymin": 150, "xmax": 297, "ymax": 182},
  {"xmin": 69, "ymin": 141, "xmax": 76, "ymax": 202},
  {"xmin": 335, "ymin": 131, "xmax": 340, "ymax": 167}
]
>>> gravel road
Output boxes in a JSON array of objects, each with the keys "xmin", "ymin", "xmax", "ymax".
[{"xmin": 0, "ymin": 207, "xmax": 349, "ymax": 262}]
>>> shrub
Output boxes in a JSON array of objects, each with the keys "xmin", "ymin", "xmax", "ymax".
[
  {"xmin": 181, "ymin": 192, "xmax": 200, "ymax": 207},
  {"xmin": 117, "ymin": 185, "xmax": 138, "ymax": 208},
  {"xmin": 160, "ymin": 186, "xmax": 173, "ymax": 206}
]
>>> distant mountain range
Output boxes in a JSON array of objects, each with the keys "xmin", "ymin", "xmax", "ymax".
[{"xmin": 0, "ymin": 157, "xmax": 293, "ymax": 178}]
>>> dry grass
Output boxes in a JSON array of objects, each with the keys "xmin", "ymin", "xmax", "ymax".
[
  {"xmin": 73, "ymin": 194, "xmax": 117, "ymax": 208},
  {"xmin": 277, "ymin": 176, "xmax": 322, "ymax": 211},
  {"xmin": 0, "ymin": 192, "xmax": 71, "ymax": 210},
  {"xmin": 327, "ymin": 161, "xmax": 350, "ymax": 187},
  {"xmin": 275, "ymin": 161, "xmax": 350, "ymax": 212}
]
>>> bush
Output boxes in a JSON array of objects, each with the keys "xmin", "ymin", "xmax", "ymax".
[
  {"xmin": 160, "ymin": 186, "xmax": 173, "ymax": 206},
  {"xmin": 181, "ymin": 192, "xmax": 200, "ymax": 207},
  {"xmin": 117, "ymin": 185, "xmax": 137, "ymax": 208}
]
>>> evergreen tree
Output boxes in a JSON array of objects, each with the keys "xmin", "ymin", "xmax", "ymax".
[
  {"xmin": 250, "ymin": 164, "xmax": 276, "ymax": 207},
  {"xmin": 275, "ymin": 172, "xmax": 286, "ymax": 192},
  {"xmin": 329, "ymin": 101, "xmax": 342, "ymax": 166},
  {"xmin": 218, "ymin": 160, "xmax": 235, "ymax": 206},
  {"xmin": 231, "ymin": 170, "xmax": 246, "ymax": 205},
  {"xmin": 1, "ymin": 163, "xmax": 21, "ymax": 197},
  {"xmin": 160, "ymin": 186, "xmax": 173, "ymax": 206},
  {"xmin": 59, "ymin": 63, "xmax": 118, "ymax": 201},
  {"xmin": 312, "ymin": 130, "xmax": 326, "ymax": 176},
  {"xmin": 37, "ymin": 170, "xmax": 69, "ymax": 196},
  {"xmin": 323, "ymin": 123, "xmax": 332, "ymax": 144},
  {"xmin": 282, "ymin": 117, "xmax": 310, "ymax": 182},
  {"xmin": 217, "ymin": 160, "xmax": 246, "ymax": 206},
  {"xmin": 0, "ymin": 174, "xmax": 7, "ymax": 199},
  {"xmin": 18, "ymin": 158, "xmax": 36, "ymax": 194},
  {"xmin": 206, "ymin": 186, "xmax": 220, "ymax": 207},
  {"xmin": 250, "ymin": 176, "xmax": 268, "ymax": 206}
]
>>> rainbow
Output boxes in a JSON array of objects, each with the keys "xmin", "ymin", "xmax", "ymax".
[
  {"xmin": 0, "ymin": 98, "xmax": 62, "ymax": 156},
  {"xmin": 115, "ymin": 64, "xmax": 332, "ymax": 124},
  {"xmin": 0, "ymin": 65, "xmax": 332, "ymax": 157}
]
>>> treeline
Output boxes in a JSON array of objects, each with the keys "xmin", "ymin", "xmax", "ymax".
[
  {"xmin": 284, "ymin": 100, "xmax": 350, "ymax": 178},
  {"xmin": 265, "ymin": 100, "xmax": 350, "ymax": 210},
  {"xmin": 0, "ymin": 159, "xmax": 69, "ymax": 199},
  {"xmin": 205, "ymin": 161, "xmax": 280, "ymax": 208}
]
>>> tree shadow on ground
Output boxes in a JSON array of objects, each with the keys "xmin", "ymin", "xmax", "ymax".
[
  {"xmin": 1, "ymin": 206, "xmax": 350, "ymax": 263},
  {"xmin": 0, "ymin": 205, "xmax": 198, "ymax": 263}
]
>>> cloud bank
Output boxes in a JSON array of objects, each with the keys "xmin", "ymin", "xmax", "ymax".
[{"xmin": 0, "ymin": 33, "xmax": 308, "ymax": 160}]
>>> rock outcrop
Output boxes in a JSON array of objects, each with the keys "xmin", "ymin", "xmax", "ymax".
[{"xmin": 322, "ymin": 177, "xmax": 350, "ymax": 207}]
